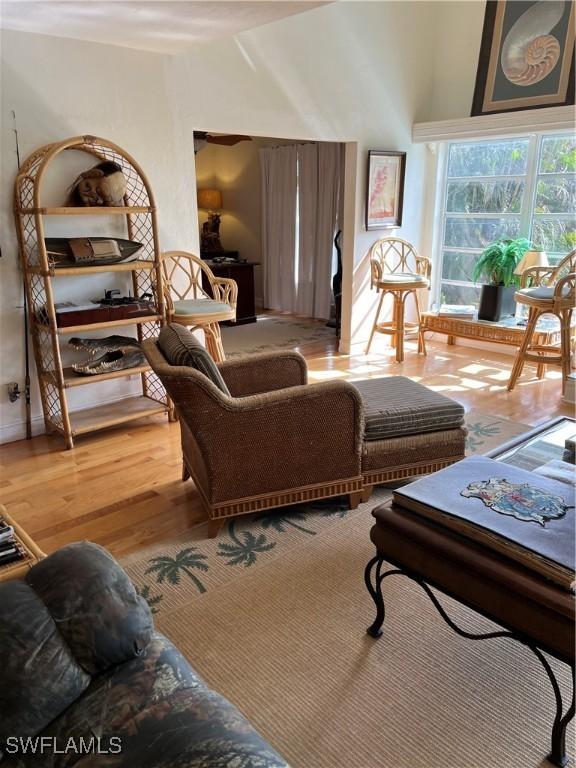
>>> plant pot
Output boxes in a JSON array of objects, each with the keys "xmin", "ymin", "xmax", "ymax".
[{"xmin": 478, "ymin": 284, "xmax": 517, "ymax": 322}]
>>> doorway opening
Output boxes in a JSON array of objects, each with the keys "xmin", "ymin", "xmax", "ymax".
[{"xmin": 193, "ymin": 131, "xmax": 347, "ymax": 358}]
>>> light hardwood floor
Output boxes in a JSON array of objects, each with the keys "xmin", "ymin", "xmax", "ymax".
[{"xmin": 1, "ymin": 334, "xmax": 572, "ymax": 558}]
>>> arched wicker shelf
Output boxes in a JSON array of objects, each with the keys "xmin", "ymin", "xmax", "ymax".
[{"xmin": 14, "ymin": 135, "xmax": 172, "ymax": 449}]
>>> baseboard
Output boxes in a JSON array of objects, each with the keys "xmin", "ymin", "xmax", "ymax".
[
  {"xmin": 0, "ymin": 413, "xmax": 47, "ymax": 444},
  {"xmin": 0, "ymin": 391, "xmax": 144, "ymax": 446}
]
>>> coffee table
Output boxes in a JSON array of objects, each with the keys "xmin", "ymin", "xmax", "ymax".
[
  {"xmin": 364, "ymin": 417, "xmax": 575, "ymax": 767},
  {"xmin": 421, "ymin": 312, "xmax": 568, "ymax": 379},
  {"xmin": 0, "ymin": 506, "xmax": 45, "ymax": 583}
]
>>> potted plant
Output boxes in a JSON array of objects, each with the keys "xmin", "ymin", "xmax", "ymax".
[{"xmin": 473, "ymin": 237, "xmax": 533, "ymax": 321}]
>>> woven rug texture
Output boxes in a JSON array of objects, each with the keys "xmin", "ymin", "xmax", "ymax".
[
  {"xmin": 221, "ymin": 314, "xmax": 335, "ymax": 357},
  {"xmin": 121, "ymin": 413, "xmax": 575, "ymax": 768}
]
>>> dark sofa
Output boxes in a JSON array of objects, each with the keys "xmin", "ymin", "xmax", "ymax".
[{"xmin": 0, "ymin": 542, "xmax": 288, "ymax": 767}]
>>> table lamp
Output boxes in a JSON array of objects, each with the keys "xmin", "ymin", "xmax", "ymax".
[
  {"xmin": 514, "ymin": 250, "xmax": 549, "ymax": 277},
  {"xmin": 198, "ymin": 188, "xmax": 224, "ymax": 252}
]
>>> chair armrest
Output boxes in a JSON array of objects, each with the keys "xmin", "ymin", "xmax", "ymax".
[
  {"xmin": 370, "ymin": 258, "xmax": 382, "ymax": 288},
  {"xmin": 416, "ymin": 255, "xmax": 431, "ymax": 282},
  {"xmin": 209, "ymin": 276, "xmax": 238, "ymax": 310},
  {"xmin": 521, "ymin": 266, "xmax": 554, "ymax": 287},
  {"xmin": 217, "ymin": 351, "xmax": 308, "ymax": 395},
  {"xmin": 554, "ymin": 272, "xmax": 576, "ymax": 300},
  {"xmin": 175, "ymin": 380, "xmax": 364, "ymax": 503}
]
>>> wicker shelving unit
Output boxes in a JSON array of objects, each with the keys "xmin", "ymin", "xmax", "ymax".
[{"xmin": 14, "ymin": 135, "xmax": 171, "ymax": 449}]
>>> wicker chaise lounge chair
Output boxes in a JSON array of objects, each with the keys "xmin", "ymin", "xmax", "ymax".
[{"xmin": 143, "ymin": 325, "xmax": 466, "ymax": 536}]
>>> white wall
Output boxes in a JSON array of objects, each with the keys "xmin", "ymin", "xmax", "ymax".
[
  {"xmin": 428, "ymin": 1, "xmax": 486, "ymax": 121},
  {"xmin": 0, "ymin": 29, "xmax": 197, "ymax": 443},
  {"xmin": 165, "ymin": 1, "xmax": 440, "ymax": 351}
]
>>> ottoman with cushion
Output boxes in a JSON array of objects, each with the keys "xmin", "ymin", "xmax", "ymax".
[
  {"xmin": 143, "ymin": 325, "xmax": 466, "ymax": 534},
  {"xmin": 352, "ymin": 377, "xmax": 466, "ymax": 491}
]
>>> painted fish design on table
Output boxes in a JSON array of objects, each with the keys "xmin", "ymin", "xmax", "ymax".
[{"xmin": 461, "ymin": 476, "xmax": 572, "ymax": 526}]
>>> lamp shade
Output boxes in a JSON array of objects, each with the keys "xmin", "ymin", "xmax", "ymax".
[
  {"xmin": 514, "ymin": 251, "xmax": 548, "ymax": 275},
  {"xmin": 514, "ymin": 250, "xmax": 548, "ymax": 275},
  {"xmin": 197, "ymin": 188, "xmax": 223, "ymax": 211}
]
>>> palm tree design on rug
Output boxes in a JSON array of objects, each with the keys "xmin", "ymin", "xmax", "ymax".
[
  {"xmin": 467, "ymin": 420, "xmax": 502, "ymax": 437},
  {"xmin": 466, "ymin": 420, "xmax": 502, "ymax": 452},
  {"xmin": 146, "ymin": 548, "xmax": 208, "ymax": 594},
  {"xmin": 135, "ymin": 584, "xmax": 164, "ymax": 614},
  {"xmin": 257, "ymin": 509, "xmax": 317, "ymax": 535},
  {"xmin": 217, "ymin": 520, "xmax": 275, "ymax": 567}
]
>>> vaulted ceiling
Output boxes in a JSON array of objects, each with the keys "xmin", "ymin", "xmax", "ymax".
[{"xmin": 0, "ymin": 1, "xmax": 329, "ymax": 54}]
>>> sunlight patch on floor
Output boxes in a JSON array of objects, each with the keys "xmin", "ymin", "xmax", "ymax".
[
  {"xmin": 346, "ymin": 364, "xmax": 385, "ymax": 375},
  {"xmin": 460, "ymin": 363, "xmax": 505, "ymax": 375},
  {"xmin": 308, "ymin": 370, "xmax": 348, "ymax": 381}
]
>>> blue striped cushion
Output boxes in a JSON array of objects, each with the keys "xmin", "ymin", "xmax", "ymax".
[
  {"xmin": 352, "ymin": 377, "xmax": 464, "ymax": 441},
  {"xmin": 158, "ymin": 324, "xmax": 230, "ymax": 395}
]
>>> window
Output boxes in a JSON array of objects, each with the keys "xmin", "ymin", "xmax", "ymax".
[{"xmin": 437, "ymin": 133, "xmax": 576, "ymax": 307}]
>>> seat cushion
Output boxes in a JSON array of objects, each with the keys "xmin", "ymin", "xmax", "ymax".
[
  {"xmin": 352, "ymin": 376, "xmax": 464, "ymax": 441},
  {"xmin": 158, "ymin": 324, "xmax": 230, "ymax": 395},
  {"xmin": 517, "ymin": 285, "xmax": 570, "ymax": 301},
  {"xmin": 9, "ymin": 634, "xmax": 288, "ymax": 768},
  {"xmin": 377, "ymin": 273, "xmax": 428, "ymax": 287},
  {"xmin": 27, "ymin": 542, "xmax": 154, "ymax": 676},
  {"xmin": 174, "ymin": 298, "xmax": 232, "ymax": 316},
  {"xmin": 0, "ymin": 580, "xmax": 91, "ymax": 749}
]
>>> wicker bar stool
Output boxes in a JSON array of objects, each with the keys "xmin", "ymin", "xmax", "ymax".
[
  {"xmin": 162, "ymin": 251, "xmax": 238, "ymax": 362},
  {"xmin": 366, "ymin": 237, "xmax": 431, "ymax": 362},
  {"xmin": 508, "ymin": 250, "xmax": 576, "ymax": 393}
]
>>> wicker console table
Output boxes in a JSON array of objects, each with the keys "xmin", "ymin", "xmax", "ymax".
[
  {"xmin": 0, "ymin": 507, "xmax": 45, "ymax": 583},
  {"xmin": 421, "ymin": 312, "xmax": 565, "ymax": 379}
]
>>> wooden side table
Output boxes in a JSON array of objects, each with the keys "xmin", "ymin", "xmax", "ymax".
[
  {"xmin": 0, "ymin": 507, "xmax": 45, "ymax": 583},
  {"xmin": 203, "ymin": 260, "xmax": 259, "ymax": 325}
]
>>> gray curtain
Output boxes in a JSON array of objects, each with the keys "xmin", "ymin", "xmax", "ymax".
[
  {"xmin": 297, "ymin": 142, "xmax": 341, "ymax": 319},
  {"xmin": 260, "ymin": 142, "xmax": 341, "ymax": 318},
  {"xmin": 260, "ymin": 145, "xmax": 298, "ymax": 312}
]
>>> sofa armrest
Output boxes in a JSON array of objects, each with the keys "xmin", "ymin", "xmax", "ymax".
[
  {"xmin": 217, "ymin": 351, "xmax": 308, "ymax": 396},
  {"xmin": 173, "ymin": 379, "xmax": 364, "ymax": 503}
]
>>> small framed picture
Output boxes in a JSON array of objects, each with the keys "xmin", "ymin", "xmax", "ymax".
[
  {"xmin": 471, "ymin": 0, "xmax": 575, "ymax": 116},
  {"xmin": 366, "ymin": 151, "xmax": 406, "ymax": 230}
]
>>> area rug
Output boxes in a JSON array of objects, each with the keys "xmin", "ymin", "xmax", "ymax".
[
  {"xmin": 121, "ymin": 412, "xmax": 570, "ymax": 768},
  {"xmin": 123, "ymin": 410, "xmax": 529, "ymax": 612},
  {"xmin": 221, "ymin": 314, "xmax": 335, "ymax": 357}
]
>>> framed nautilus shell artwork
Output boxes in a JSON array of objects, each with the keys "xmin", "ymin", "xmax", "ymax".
[{"xmin": 471, "ymin": 0, "xmax": 575, "ymax": 116}]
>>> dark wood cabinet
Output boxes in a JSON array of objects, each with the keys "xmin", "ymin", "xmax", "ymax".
[{"xmin": 203, "ymin": 260, "xmax": 259, "ymax": 325}]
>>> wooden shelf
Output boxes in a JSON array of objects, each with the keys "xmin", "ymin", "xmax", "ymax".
[
  {"xmin": 20, "ymin": 206, "xmax": 153, "ymax": 216},
  {"xmin": 33, "ymin": 315, "xmax": 161, "ymax": 334},
  {"xmin": 45, "ymin": 365, "xmax": 151, "ymax": 387},
  {"xmin": 69, "ymin": 396, "xmax": 167, "ymax": 435},
  {"xmin": 30, "ymin": 261, "xmax": 156, "ymax": 276},
  {"xmin": 15, "ymin": 136, "xmax": 170, "ymax": 448}
]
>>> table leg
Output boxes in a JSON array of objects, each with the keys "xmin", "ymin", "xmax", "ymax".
[
  {"xmin": 447, "ymin": 335, "xmax": 456, "ymax": 346},
  {"xmin": 363, "ymin": 561, "xmax": 575, "ymax": 767},
  {"xmin": 364, "ymin": 555, "xmax": 391, "ymax": 637},
  {"xmin": 533, "ymin": 651, "xmax": 575, "ymax": 768}
]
